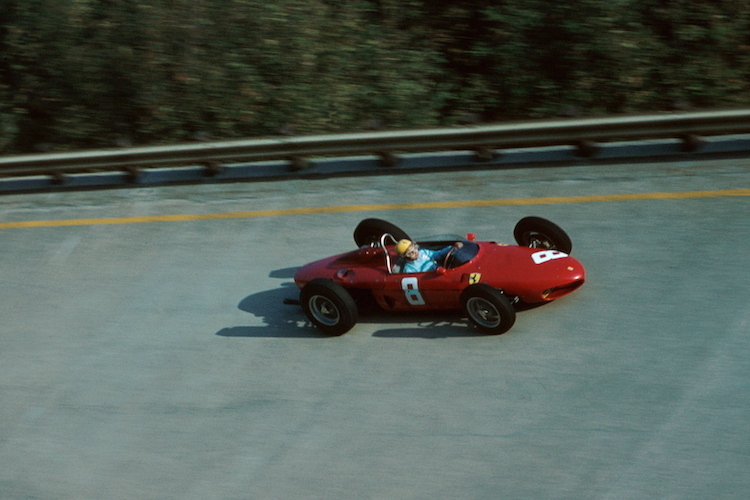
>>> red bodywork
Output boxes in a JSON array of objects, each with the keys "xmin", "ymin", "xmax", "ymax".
[{"xmin": 294, "ymin": 237, "xmax": 585, "ymax": 311}]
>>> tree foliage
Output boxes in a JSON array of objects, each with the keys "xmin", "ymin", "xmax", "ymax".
[{"xmin": 1, "ymin": 0, "xmax": 749, "ymax": 153}]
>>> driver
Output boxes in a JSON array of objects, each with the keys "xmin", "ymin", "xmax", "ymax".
[{"xmin": 396, "ymin": 239, "xmax": 463, "ymax": 273}]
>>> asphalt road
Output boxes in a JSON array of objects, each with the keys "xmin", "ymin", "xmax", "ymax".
[{"xmin": 1, "ymin": 158, "xmax": 749, "ymax": 499}]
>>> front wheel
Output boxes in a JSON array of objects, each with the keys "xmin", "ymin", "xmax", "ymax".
[
  {"xmin": 513, "ymin": 216, "xmax": 572, "ymax": 254},
  {"xmin": 300, "ymin": 279, "xmax": 358, "ymax": 335},
  {"xmin": 460, "ymin": 284, "xmax": 516, "ymax": 335}
]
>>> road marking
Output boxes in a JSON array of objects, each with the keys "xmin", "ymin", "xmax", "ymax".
[{"xmin": 1, "ymin": 188, "xmax": 748, "ymax": 229}]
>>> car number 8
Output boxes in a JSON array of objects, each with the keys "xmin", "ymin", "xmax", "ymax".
[
  {"xmin": 532, "ymin": 250, "xmax": 567, "ymax": 264},
  {"xmin": 402, "ymin": 277, "xmax": 426, "ymax": 305}
]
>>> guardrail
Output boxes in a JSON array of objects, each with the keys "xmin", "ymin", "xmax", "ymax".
[{"xmin": 1, "ymin": 108, "xmax": 750, "ymax": 186}]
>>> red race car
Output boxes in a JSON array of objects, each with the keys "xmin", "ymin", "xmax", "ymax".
[{"xmin": 291, "ymin": 217, "xmax": 585, "ymax": 335}]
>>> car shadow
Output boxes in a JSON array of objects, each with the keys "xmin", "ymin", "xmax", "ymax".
[
  {"xmin": 515, "ymin": 301, "xmax": 549, "ymax": 312},
  {"xmin": 370, "ymin": 316, "xmax": 485, "ymax": 338},
  {"xmin": 216, "ymin": 282, "xmax": 332, "ymax": 338},
  {"xmin": 268, "ymin": 266, "xmax": 299, "ymax": 279}
]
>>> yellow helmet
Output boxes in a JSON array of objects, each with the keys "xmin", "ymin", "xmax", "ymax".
[{"xmin": 397, "ymin": 239, "xmax": 413, "ymax": 256}]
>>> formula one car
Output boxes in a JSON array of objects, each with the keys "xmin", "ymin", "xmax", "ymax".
[{"xmin": 291, "ymin": 217, "xmax": 585, "ymax": 335}]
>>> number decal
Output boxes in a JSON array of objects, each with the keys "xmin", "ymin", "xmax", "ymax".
[
  {"xmin": 532, "ymin": 250, "xmax": 568, "ymax": 264},
  {"xmin": 401, "ymin": 277, "xmax": 426, "ymax": 305}
]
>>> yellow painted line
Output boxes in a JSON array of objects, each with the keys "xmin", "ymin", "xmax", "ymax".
[{"xmin": 0, "ymin": 188, "xmax": 748, "ymax": 229}]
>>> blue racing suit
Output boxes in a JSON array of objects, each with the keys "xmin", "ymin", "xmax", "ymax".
[{"xmin": 401, "ymin": 246, "xmax": 453, "ymax": 273}]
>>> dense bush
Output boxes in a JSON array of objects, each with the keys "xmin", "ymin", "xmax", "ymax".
[{"xmin": 1, "ymin": 0, "xmax": 749, "ymax": 154}]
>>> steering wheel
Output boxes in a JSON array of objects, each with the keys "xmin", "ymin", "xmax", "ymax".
[{"xmin": 443, "ymin": 245, "xmax": 458, "ymax": 269}]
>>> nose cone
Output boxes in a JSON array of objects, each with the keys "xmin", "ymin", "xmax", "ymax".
[
  {"xmin": 484, "ymin": 245, "xmax": 585, "ymax": 302},
  {"xmin": 540, "ymin": 255, "xmax": 585, "ymax": 300}
]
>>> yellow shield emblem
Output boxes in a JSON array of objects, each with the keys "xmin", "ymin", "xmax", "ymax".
[{"xmin": 469, "ymin": 273, "xmax": 482, "ymax": 285}]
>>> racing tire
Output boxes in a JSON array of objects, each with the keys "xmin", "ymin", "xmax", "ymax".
[
  {"xmin": 513, "ymin": 216, "xmax": 572, "ymax": 254},
  {"xmin": 300, "ymin": 279, "xmax": 358, "ymax": 335},
  {"xmin": 354, "ymin": 218, "xmax": 410, "ymax": 248},
  {"xmin": 461, "ymin": 284, "xmax": 516, "ymax": 335}
]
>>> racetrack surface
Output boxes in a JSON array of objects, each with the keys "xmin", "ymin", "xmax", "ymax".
[{"xmin": 1, "ymin": 158, "xmax": 749, "ymax": 499}]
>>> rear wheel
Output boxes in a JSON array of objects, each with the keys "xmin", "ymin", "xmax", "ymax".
[
  {"xmin": 513, "ymin": 216, "xmax": 572, "ymax": 254},
  {"xmin": 460, "ymin": 284, "xmax": 516, "ymax": 334},
  {"xmin": 354, "ymin": 218, "xmax": 410, "ymax": 247},
  {"xmin": 300, "ymin": 279, "xmax": 358, "ymax": 335}
]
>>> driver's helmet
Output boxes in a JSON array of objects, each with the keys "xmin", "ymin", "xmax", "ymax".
[{"xmin": 396, "ymin": 239, "xmax": 413, "ymax": 256}]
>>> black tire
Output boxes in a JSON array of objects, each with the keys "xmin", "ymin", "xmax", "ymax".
[
  {"xmin": 460, "ymin": 284, "xmax": 516, "ymax": 335},
  {"xmin": 300, "ymin": 279, "xmax": 358, "ymax": 335},
  {"xmin": 513, "ymin": 216, "xmax": 572, "ymax": 254},
  {"xmin": 353, "ymin": 218, "xmax": 410, "ymax": 247}
]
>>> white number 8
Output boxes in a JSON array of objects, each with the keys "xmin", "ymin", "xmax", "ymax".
[
  {"xmin": 402, "ymin": 277, "xmax": 426, "ymax": 305},
  {"xmin": 532, "ymin": 250, "xmax": 567, "ymax": 264}
]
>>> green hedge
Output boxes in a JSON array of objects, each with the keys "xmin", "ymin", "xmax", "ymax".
[{"xmin": 2, "ymin": 0, "xmax": 749, "ymax": 154}]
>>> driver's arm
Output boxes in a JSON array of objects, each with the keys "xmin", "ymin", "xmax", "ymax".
[{"xmin": 433, "ymin": 242, "xmax": 463, "ymax": 261}]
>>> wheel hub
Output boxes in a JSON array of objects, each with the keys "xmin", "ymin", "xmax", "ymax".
[
  {"xmin": 467, "ymin": 297, "xmax": 501, "ymax": 328},
  {"xmin": 527, "ymin": 231, "xmax": 554, "ymax": 249},
  {"xmin": 310, "ymin": 295, "xmax": 340, "ymax": 326}
]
